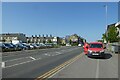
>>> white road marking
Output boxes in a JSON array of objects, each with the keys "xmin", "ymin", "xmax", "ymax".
[
  {"xmin": 29, "ymin": 56, "xmax": 36, "ymax": 60},
  {"xmin": 4, "ymin": 57, "xmax": 30, "ymax": 62},
  {"xmin": 48, "ymin": 52, "xmax": 84, "ymax": 78},
  {"xmin": 96, "ymin": 59, "xmax": 99, "ymax": 78},
  {"xmin": 44, "ymin": 53, "xmax": 51, "ymax": 56},
  {"xmin": 3, "ymin": 58, "xmax": 42, "ymax": 68},
  {"xmin": 3, "ymin": 47, "xmax": 80, "ymax": 68},
  {"xmin": 44, "ymin": 53, "xmax": 48, "ymax": 55},
  {"xmin": 55, "ymin": 52, "xmax": 62, "ymax": 54},
  {"xmin": 2, "ymin": 62, "xmax": 5, "ymax": 68},
  {"xmin": 51, "ymin": 55, "xmax": 54, "ymax": 56}
]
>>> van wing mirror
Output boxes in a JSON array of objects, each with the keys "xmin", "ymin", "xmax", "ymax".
[{"xmin": 86, "ymin": 46, "xmax": 88, "ymax": 49}]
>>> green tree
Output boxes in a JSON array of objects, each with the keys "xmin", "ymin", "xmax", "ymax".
[
  {"xmin": 102, "ymin": 33, "xmax": 107, "ymax": 42},
  {"xmin": 107, "ymin": 25, "xmax": 119, "ymax": 43},
  {"xmin": 43, "ymin": 40, "xmax": 45, "ymax": 44},
  {"xmin": 48, "ymin": 40, "xmax": 52, "ymax": 43},
  {"xmin": 69, "ymin": 39, "xmax": 72, "ymax": 44},
  {"xmin": 97, "ymin": 40, "xmax": 103, "ymax": 42}
]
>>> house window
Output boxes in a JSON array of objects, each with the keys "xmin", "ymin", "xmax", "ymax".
[{"xmin": 0, "ymin": 37, "xmax": 2, "ymax": 40}]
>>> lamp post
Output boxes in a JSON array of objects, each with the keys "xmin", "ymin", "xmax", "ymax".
[
  {"xmin": 105, "ymin": 5, "xmax": 108, "ymax": 31},
  {"xmin": 104, "ymin": 5, "xmax": 108, "ymax": 43}
]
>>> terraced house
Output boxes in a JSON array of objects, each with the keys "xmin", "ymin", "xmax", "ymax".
[
  {"xmin": 0, "ymin": 33, "xmax": 27, "ymax": 43},
  {"xmin": 26, "ymin": 34, "xmax": 60, "ymax": 44},
  {"xmin": 115, "ymin": 21, "xmax": 120, "ymax": 40}
]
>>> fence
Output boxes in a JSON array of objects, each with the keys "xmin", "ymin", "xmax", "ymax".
[{"xmin": 107, "ymin": 43, "xmax": 120, "ymax": 53}]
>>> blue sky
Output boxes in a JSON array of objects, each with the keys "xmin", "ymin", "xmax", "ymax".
[{"xmin": 2, "ymin": 2, "xmax": 118, "ymax": 42}]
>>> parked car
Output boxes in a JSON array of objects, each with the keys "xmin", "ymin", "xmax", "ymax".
[
  {"xmin": 83, "ymin": 42, "xmax": 89, "ymax": 55},
  {"xmin": 0, "ymin": 43, "xmax": 9, "ymax": 52},
  {"xmin": 87, "ymin": 42, "xmax": 106, "ymax": 58},
  {"xmin": 66, "ymin": 43, "xmax": 71, "ymax": 46},
  {"xmin": 45, "ymin": 43, "xmax": 53, "ymax": 48},
  {"xmin": 31, "ymin": 43, "xmax": 40, "ymax": 49},
  {"xmin": 10, "ymin": 43, "xmax": 22, "ymax": 51},
  {"xmin": 3, "ymin": 43, "xmax": 15, "ymax": 51},
  {"xmin": 78, "ymin": 44, "xmax": 82, "ymax": 47},
  {"xmin": 16, "ymin": 43, "xmax": 28, "ymax": 50},
  {"xmin": 22, "ymin": 43, "xmax": 31, "ymax": 49}
]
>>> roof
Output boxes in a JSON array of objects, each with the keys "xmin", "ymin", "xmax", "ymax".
[{"xmin": 115, "ymin": 21, "xmax": 120, "ymax": 27}]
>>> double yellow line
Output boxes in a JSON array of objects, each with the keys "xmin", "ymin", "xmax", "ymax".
[{"xmin": 35, "ymin": 52, "xmax": 84, "ymax": 80}]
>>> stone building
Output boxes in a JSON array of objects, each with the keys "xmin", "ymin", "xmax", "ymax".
[{"xmin": 0, "ymin": 33, "xmax": 27, "ymax": 43}]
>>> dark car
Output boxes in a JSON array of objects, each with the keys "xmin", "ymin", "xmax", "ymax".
[
  {"xmin": 0, "ymin": 43, "xmax": 9, "ymax": 52},
  {"xmin": 16, "ymin": 43, "xmax": 28, "ymax": 50},
  {"xmin": 22, "ymin": 43, "xmax": 31, "ymax": 49},
  {"xmin": 10, "ymin": 43, "xmax": 22, "ymax": 51},
  {"xmin": 3, "ymin": 43, "xmax": 15, "ymax": 51}
]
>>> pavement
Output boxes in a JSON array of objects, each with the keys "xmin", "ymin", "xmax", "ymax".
[{"xmin": 52, "ymin": 51, "xmax": 118, "ymax": 78}]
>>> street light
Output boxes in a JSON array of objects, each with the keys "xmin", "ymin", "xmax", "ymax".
[
  {"xmin": 103, "ymin": 5, "xmax": 108, "ymax": 31},
  {"xmin": 104, "ymin": 5, "xmax": 108, "ymax": 43}
]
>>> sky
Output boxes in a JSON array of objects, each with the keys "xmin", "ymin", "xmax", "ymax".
[{"xmin": 2, "ymin": 2, "xmax": 118, "ymax": 42}]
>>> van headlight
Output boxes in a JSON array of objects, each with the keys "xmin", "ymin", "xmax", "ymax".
[
  {"xmin": 100, "ymin": 50, "xmax": 104, "ymax": 53},
  {"xmin": 88, "ymin": 49, "xmax": 92, "ymax": 53}
]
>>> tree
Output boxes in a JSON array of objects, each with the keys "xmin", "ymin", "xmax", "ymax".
[
  {"xmin": 43, "ymin": 40, "xmax": 45, "ymax": 44},
  {"xmin": 48, "ymin": 40, "xmax": 52, "ymax": 43},
  {"xmin": 97, "ymin": 40, "xmax": 103, "ymax": 42},
  {"xmin": 107, "ymin": 25, "xmax": 119, "ymax": 43},
  {"xmin": 102, "ymin": 33, "xmax": 107, "ymax": 42},
  {"xmin": 69, "ymin": 39, "xmax": 72, "ymax": 44}
]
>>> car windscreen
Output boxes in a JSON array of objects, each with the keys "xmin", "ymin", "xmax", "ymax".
[
  {"xmin": 4, "ymin": 43, "xmax": 12, "ymax": 47},
  {"xmin": 89, "ymin": 44, "xmax": 103, "ymax": 48}
]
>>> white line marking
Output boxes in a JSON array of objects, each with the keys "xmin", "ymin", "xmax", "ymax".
[
  {"xmin": 48, "ymin": 53, "xmax": 84, "ymax": 78},
  {"xmin": 44, "ymin": 53, "xmax": 51, "ymax": 56},
  {"xmin": 96, "ymin": 59, "xmax": 99, "ymax": 78},
  {"xmin": 4, "ymin": 57, "xmax": 30, "ymax": 62},
  {"xmin": 2, "ymin": 62, "xmax": 5, "ymax": 68},
  {"xmin": 3, "ymin": 58, "xmax": 41, "ymax": 68},
  {"xmin": 55, "ymin": 52, "xmax": 62, "ymax": 54},
  {"xmin": 44, "ymin": 53, "xmax": 48, "ymax": 55},
  {"xmin": 29, "ymin": 56, "xmax": 36, "ymax": 60}
]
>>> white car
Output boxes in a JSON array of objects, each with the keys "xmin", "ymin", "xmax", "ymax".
[
  {"xmin": 66, "ymin": 43, "xmax": 71, "ymax": 46},
  {"xmin": 78, "ymin": 44, "xmax": 82, "ymax": 47}
]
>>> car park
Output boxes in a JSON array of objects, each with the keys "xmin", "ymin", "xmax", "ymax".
[
  {"xmin": 10, "ymin": 43, "xmax": 22, "ymax": 51},
  {"xmin": 0, "ymin": 43, "xmax": 9, "ymax": 52},
  {"xmin": 16, "ymin": 43, "xmax": 28, "ymax": 50},
  {"xmin": 3, "ymin": 43, "xmax": 15, "ymax": 51},
  {"xmin": 45, "ymin": 43, "xmax": 53, "ymax": 48},
  {"xmin": 87, "ymin": 42, "xmax": 105, "ymax": 58},
  {"xmin": 28, "ymin": 44, "xmax": 34, "ymax": 49},
  {"xmin": 31, "ymin": 43, "xmax": 40, "ymax": 49},
  {"xmin": 22, "ymin": 43, "xmax": 31, "ymax": 49}
]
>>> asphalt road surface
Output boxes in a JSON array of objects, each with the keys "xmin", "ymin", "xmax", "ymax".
[
  {"xmin": 2, "ymin": 46, "xmax": 83, "ymax": 78},
  {"xmin": 2, "ymin": 46, "xmax": 118, "ymax": 79},
  {"xmin": 53, "ymin": 51, "xmax": 118, "ymax": 78}
]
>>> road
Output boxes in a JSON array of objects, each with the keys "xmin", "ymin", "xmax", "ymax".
[
  {"xmin": 52, "ymin": 51, "xmax": 118, "ymax": 78},
  {"xmin": 2, "ymin": 46, "xmax": 83, "ymax": 79},
  {"xmin": 2, "ymin": 46, "xmax": 118, "ymax": 79}
]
